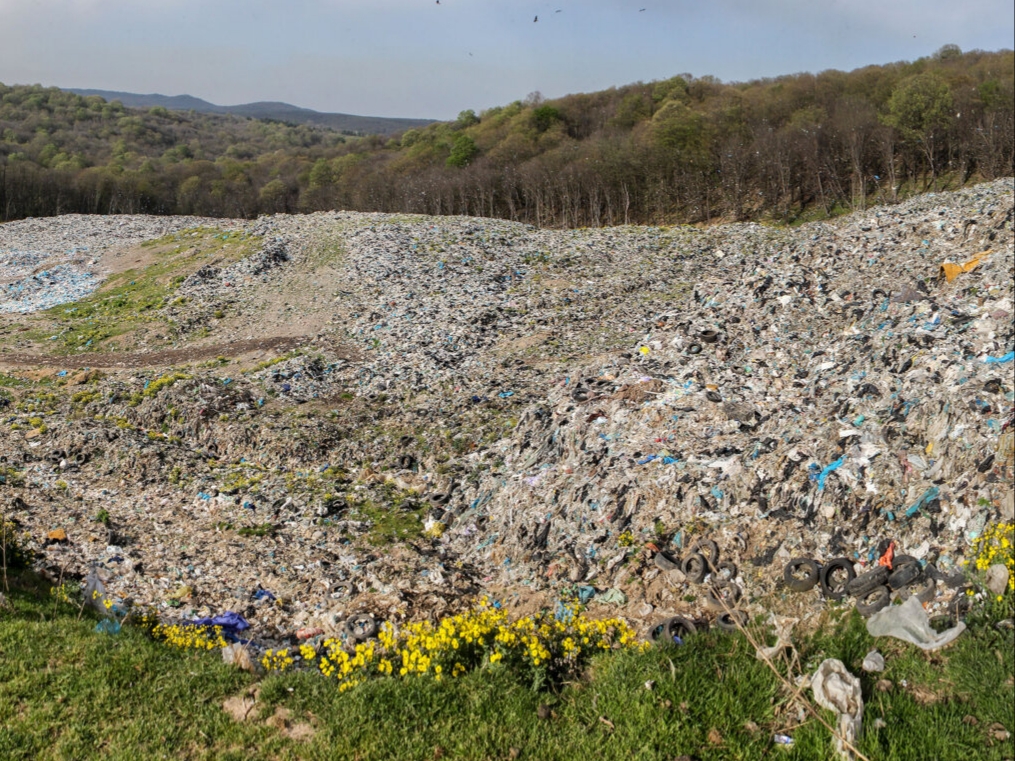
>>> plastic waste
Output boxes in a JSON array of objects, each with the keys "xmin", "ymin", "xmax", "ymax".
[
  {"xmin": 866, "ymin": 595, "xmax": 966, "ymax": 650},
  {"xmin": 222, "ymin": 642, "xmax": 260, "ymax": 674},
  {"xmin": 811, "ymin": 658, "xmax": 863, "ymax": 760},
  {"xmin": 939, "ymin": 253, "xmax": 985, "ymax": 282},
  {"xmin": 94, "ymin": 619, "xmax": 121, "ymax": 635},
  {"xmin": 861, "ymin": 650, "xmax": 885, "ymax": 672},
  {"xmin": 756, "ymin": 614, "xmax": 798, "ymax": 661},
  {"xmin": 187, "ymin": 611, "xmax": 251, "ymax": 641}
]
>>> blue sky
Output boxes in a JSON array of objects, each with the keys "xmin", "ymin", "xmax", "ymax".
[{"xmin": 1, "ymin": 0, "xmax": 1012, "ymax": 119}]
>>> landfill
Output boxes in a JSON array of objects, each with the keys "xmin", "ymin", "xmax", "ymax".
[{"xmin": 0, "ymin": 179, "xmax": 1012, "ymax": 648}]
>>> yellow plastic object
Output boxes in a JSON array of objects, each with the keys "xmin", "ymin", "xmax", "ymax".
[{"xmin": 940, "ymin": 251, "xmax": 989, "ymax": 282}]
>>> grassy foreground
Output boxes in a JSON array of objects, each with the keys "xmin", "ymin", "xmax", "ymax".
[{"xmin": 0, "ymin": 571, "xmax": 1012, "ymax": 761}]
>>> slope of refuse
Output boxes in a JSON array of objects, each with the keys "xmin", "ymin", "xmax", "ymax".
[{"xmin": 1, "ymin": 179, "xmax": 1012, "ymax": 644}]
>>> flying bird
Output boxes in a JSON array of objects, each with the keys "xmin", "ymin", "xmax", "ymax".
[{"xmin": 534, "ymin": 15, "xmax": 538, "ymax": 22}]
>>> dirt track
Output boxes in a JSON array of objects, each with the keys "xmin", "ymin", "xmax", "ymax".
[{"xmin": 0, "ymin": 336, "xmax": 360, "ymax": 369}]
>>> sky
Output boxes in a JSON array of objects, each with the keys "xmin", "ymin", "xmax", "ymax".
[{"xmin": 1, "ymin": 0, "xmax": 1013, "ymax": 120}]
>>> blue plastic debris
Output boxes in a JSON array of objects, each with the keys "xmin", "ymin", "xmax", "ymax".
[
  {"xmin": 905, "ymin": 486, "xmax": 940, "ymax": 518},
  {"xmin": 815, "ymin": 457, "xmax": 845, "ymax": 491},
  {"xmin": 985, "ymin": 351, "xmax": 1014, "ymax": 364},
  {"xmin": 94, "ymin": 619, "xmax": 122, "ymax": 635},
  {"xmin": 186, "ymin": 611, "xmax": 250, "ymax": 642}
]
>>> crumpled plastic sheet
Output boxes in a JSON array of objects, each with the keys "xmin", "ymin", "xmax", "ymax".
[
  {"xmin": 756, "ymin": 613, "xmax": 798, "ymax": 661},
  {"xmin": 186, "ymin": 611, "xmax": 251, "ymax": 642},
  {"xmin": 811, "ymin": 658, "xmax": 864, "ymax": 761},
  {"xmin": 866, "ymin": 595, "xmax": 966, "ymax": 650}
]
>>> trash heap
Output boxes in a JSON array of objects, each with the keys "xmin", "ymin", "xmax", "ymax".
[{"xmin": 1, "ymin": 179, "xmax": 1011, "ymax": 645}]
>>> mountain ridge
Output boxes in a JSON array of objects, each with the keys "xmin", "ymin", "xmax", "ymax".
[{"xmin": 66, "ymin": 88, "xmax": 435, "ymax": 135}]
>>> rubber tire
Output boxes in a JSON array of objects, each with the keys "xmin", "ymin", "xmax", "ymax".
[
  {"xmin": 681, "ymin": 553, "xmax": 708, "ymax": 584},
  {"xmin": 820, "ymin": 558, "xmax": 856, "ymax": 600},
  {"xmin": 847, "ymin": 566, "xmax": 889, "ymax": 597},
  {"xmin": 784, "ymin": 558, "xmax": 820, "ymax": 592},
  {"xmin": 704, "ymin": 582, "xmax": 742, "ymax": 612},
  {"xmin": 664, "ymin": 616, "xmax": 696, "ymax": 643},
  {"xmin": 345, "ymin": 613, "xmax": 378, "ymax": 640},
  {"xmin": 888, "ymin": 557, "xmax": 922, "ymax": 590},
  {"xmin": 716, "ymin": 610, "xmax": 748, "ymax": 632},
  {"xmin": 714, "ymin": 561, "xmax": 738, "ymax": 582},
  {"xmin": 699, "ymin": 330, "xmax": 720, "ymax": 343},
  {"xmin": 856, "ymin": 585, "xmax": 891, "ymax": 617},
  {"xmin": 690, "ymin": 539, "xmax": 719, "ymax": 568},
  {"xmin": 654, "ymin": 551, "xmax": 680, "ymax": 572},
  {"xmin": 899, "ymin": 576, "xmax": 936, "ymax": 604}
]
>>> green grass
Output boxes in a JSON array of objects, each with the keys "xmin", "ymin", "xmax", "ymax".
[
  {"xmin": 1, "ymin": 570, "xmax": 1012, "ymax": 761},
  {"xmin": 13, "ymin": 228, "xmax": 260, "ymax": 354}
]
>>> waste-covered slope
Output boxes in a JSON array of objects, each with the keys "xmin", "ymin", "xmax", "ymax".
[{"xmin": 1, "ymin": 180, "xmax": 1011, "ymax": 642}]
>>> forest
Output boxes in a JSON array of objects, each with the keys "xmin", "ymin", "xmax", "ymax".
[{"xmin": 1, "ymin": 45, "xmax": 1012, "ymax": 227}]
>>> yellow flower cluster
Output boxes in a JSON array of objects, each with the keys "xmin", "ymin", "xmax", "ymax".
[
  {"xmin": 152, "ymin": 624, "xmax": 227, "ymax": 651},
  {"xmin": 262, "ymin": 648, "xmax": 296, "ymax": 672},
  {"xmin": 304, "ymin": 597, "xmax": 644, "ymax": 692},
  {"xmin": 973, "ymin": 521, "xmax": 1015, "ymax": 597}
]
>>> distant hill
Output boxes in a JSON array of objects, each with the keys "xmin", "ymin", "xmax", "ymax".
[{"xmin": 66, "ymin": 88, "xmax": 435, "ymax": 135}]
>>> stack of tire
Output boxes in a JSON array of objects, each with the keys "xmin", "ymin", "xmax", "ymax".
[
  {"xmin": 783, "ymin": 554, "xmax": 936, "ymax": 617},
  {"xmin": 651, "ymin": 537, "xmax": 749, "ymax": 643}
]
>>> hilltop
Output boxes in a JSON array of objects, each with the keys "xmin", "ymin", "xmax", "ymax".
[{"xmin": 65, "ymin": 88, "xmax": 435, "ymax": 135}]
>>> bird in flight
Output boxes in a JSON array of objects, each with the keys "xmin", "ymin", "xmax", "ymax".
[{"xmin": 534, "ymin": 15, "xmax": 538, "ymax": 22}]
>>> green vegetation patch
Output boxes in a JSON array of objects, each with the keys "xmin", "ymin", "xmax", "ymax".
[
  {"xmin": 0, "ymin": 568, "xmax": 1011, "ymax": 761},
  {"xmin": 19, "ymin": 228, "xmax": 260, "ymax": 354}
]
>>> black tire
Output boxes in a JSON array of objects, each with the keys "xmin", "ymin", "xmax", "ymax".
[
  {"xmin": 856, "ymin": 586, "xmax": 891, "ymax": 617},
  {"xmin": 716, "ymin": 610, "xmax": 748, "ymax": 632},
  {"xmin": 899, "ymin": 576, "xmax": 936, "ymax": 604},
  {"xmin": 820, "ymin": 558, "xmax": 856, "ymax": 600},
  {"xmin": 654, "ymin": 551, "xmax": 680, "ymax": 572},
  {"xmin": 345, "ymin": 613, "xmax": 378, "ymax": 640},
  {"xmin": 681, "ymin": 553, "xmax": 708, "ymax": 584},
  {"xmin": 699, "ymin": 330, "xmax": 720, "ymax": 343},
  {"xmin": 704, "ymin": 582, "xmax": 742, "ymax": 612},
  {"xmin": 690, "ymin": 539, "xmax": 719, "ymax": 568},
  {"xmin": 687, "ymin": 343, "xmax": 702, "ymax": 355},
  {"xmin": 705, "ymin": 391, "xmax": 723, "ymax": 403},
  {"xmin": 847, "ymin": 565, "xmax": 890, "ymax": 596},
  {"xmin": 888, "ymin": 557, "xmax": 922, "ymax": 590},
  {"xmin": 784, "ymin": 558, "xmax": 820, "ymax": 592},
  {"xmin": 714, "ymin": 561, "xmax": 738, "ymax": 582},
  {"xmin": 664, "ymin": 616, "xmax": 696, "ymax": 643}
]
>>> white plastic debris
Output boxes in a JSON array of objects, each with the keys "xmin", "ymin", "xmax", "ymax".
[
  {"xmin": 811, "ymin": 658, "xmax": 863, "ymax": 760},
  {"xmin": 861, "ymin": 650, "xmax": 885, "ymax": 673},
  {"xmin": 756, "ymin": 614, "xmax": 798, "ymax": 661},
  {"xmin": 866, "ymin": 595, "xmax": 966, "ymax": 650}
]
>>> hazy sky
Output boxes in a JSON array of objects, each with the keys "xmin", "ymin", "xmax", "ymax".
[{"xmin": 2, "ymin": 0, "xmax": 1012, "ymax": 119}]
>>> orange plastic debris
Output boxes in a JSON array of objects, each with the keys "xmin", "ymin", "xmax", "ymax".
[
  {"xmin": 940, "ymin": 251, "xmax": 988, "ymax": 282},
  {"xmin": 878, "ymin": 540, "xmax": 896, "ymax": 570},
  {"xmin": 644, "ymin": 542, "xmax": 660, "ymax": 553},
  {"xmin": 46, "ymin": 528, "xmax": 67, "ymax": 542}
]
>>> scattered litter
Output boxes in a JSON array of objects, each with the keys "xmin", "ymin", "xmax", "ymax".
[
  {"xmin": 866, "ymin": 595, "xmax": 966, "ymax": 651},
  {"xmin": 810, "ymin": 659, "xmax": 864, "ymax": 761}
]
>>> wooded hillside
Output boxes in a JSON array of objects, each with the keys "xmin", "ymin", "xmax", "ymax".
[{"xmin": 2, "ymin": 46, "xmax": 1012, "ymax": 226}]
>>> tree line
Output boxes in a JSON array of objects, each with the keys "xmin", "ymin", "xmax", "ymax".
[{"xmin": 2, "ymin": 45, "xmax": 1012, "ymax": 227}]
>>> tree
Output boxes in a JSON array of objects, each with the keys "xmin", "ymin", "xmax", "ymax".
[
  {"xmin": 882, "ymin": 73, "xmax": 954, "ymax": 186},
  {"xmin": 446, "ymin": 135, "xmax": 479, "ymax": 168}
]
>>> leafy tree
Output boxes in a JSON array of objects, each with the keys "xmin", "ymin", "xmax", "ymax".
[{"xmin": 446, "ymin": 135, "xmax": 479, "ymax": 168}]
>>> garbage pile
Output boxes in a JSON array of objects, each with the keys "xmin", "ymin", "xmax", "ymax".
[{"xmin": 1, "ymin": 179, "xmax": 1011, "ymax": 646}]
